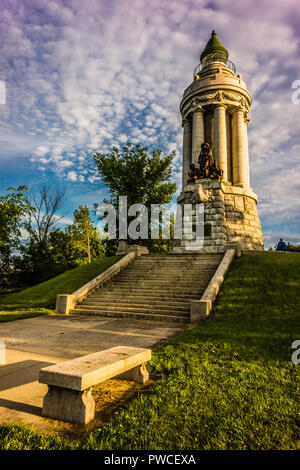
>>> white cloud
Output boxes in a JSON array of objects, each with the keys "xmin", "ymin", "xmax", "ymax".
[
  {"xmin": 57, "ymin": 160, "xmax": 73, "ymax": 169},
  {"xmin": 67, "ymin": 171, "xmax": 77, "ymax": 182}
]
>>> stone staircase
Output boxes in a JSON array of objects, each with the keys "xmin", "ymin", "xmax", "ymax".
[{"xmin": 70, "ymin": 253, "xmax": 223, "ymax": 323}]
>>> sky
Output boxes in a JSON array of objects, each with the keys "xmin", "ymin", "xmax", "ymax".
[{"xmin": 0, "ymin": 0, "xmax": 300, "ymax": 248}]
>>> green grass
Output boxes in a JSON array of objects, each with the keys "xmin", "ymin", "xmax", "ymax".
[
  {"xmin": 0, "ymin": 425, "xmax": 77, "ymax": 450},
  {"xmin": 0, "ymin": 255, "xmax": 122, "ymax": 310},
  {"xmin": 0, "ymin": 308, "xmax": 54, "ymax": 323},
  {"xmin": 0, "ymin": 253, "xmax": 299, "ymax": 450}
]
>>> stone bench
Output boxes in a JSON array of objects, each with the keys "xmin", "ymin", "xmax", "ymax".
[{"xmin": 39, "ymin": 346, "xmax": 151, "ymax": 425}]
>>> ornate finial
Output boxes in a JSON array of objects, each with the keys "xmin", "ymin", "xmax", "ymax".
[{"xmin": 200, "ymin": 30, "xmax": 228, "ymax": 63}]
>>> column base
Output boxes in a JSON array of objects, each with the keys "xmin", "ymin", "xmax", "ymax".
[{"xmin": 233, "ymin": 183, "xmax": 250, "ymax": 189}]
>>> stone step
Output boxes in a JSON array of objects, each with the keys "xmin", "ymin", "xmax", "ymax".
[
  {"xmin": 133, "ymin": 258, "xmax": 220, "ymax": 262},
  {"xmin": 111, "ymin": 280, "xmax": 208, "ymax": 286},
  {"xmin": 128, "ymin": 264, "xmax": 215, "ymax": 269},
  {"xmin": 116, "ymin": 269, "xmax": 217, "ymax": 277},
  {"xmin": 102, "ymin": 286, "xmax": 207, "ymax": 293},
  {"xmin": 104, "ymin": 280, "xmax": 209, "ymax": 287},
  {"xmin": 87, "ymin": 293, "xmax": 199, "ymax": 301},
  {"xmin": 78, "ymin": 302, "xmax": 190, "ymax": 312},
  {"xmin": 74, "ymin": 253, "xmax": 223, "ymax": 322},
  {"xmin": 136, "ymin": 255, "xmax": 221, "ymax": 259},
  {"xmin": 108, "ymin": 272, "xmax": 214, "ymax": 279},
  {"xmin": 124, "ymin": 262, "xmax": 218, "ymax": 269},
  {"xmin": 70, "ymin": 309, "xmax": 189, "ymax": 323},
  {"xmin": 77, "ymin": 306, "xmax": 189, "ymax": 316},
  {"xmin": 122, "ymin": 266, "xmax": 219, "ymax": 275},
  {"xmin": 109, "ymin": 275, "xmax": 212, "ymax": 282},
  {"xmin": 81, "ymin": 298, "xmax": 191, "ymax": 307},
  {"xmin": 95, "ymin": 285, "xmax": 204, "ymax": 293},
  {"xmin": 129, "ymin": 262, "xmax": 219, "ymax": 268}
]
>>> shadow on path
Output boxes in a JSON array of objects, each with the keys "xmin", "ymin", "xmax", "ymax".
[
  {"xmin": 0, "ymin": 360, "xmax": 53, "ymax": 391},
  {"xmin": 0, "ymin": 398, "xmax": 41, "ymax": 417}
]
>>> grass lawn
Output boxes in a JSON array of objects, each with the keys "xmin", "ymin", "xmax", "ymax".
[
  {"xmin": 0, "ymin": 255, "xmax": 122, "ymax": 310},
  {"xmin": 0, "ymin": 253, "xmax": 299, "ymax": 450},
  {"xmin": 0, "ymin": 308, "xmax": 54, "ymax": 323}
]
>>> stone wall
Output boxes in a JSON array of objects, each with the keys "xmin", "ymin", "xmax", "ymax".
[
  {"xmin": 173, "ymin": 180, "xmax": 264, "ymax": 253},
  {"xmin": 224, "ymin": 191, "xmax": 264, "ymax": 250}
]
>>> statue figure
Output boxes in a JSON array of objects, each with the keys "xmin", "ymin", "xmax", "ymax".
[
  {"xmin": 197, "ymin": 142, "xmax": 223, "ymax": 180},
  {"xmin": 186, "ymin": 143, "xmax": 223, "ymax": 183},
  {"xmin": 187, "ymin": 163, "xmax": 200, "ymax": 183}
]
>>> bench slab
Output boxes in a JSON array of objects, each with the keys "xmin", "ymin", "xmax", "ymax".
[{"xmin": 39, "ymin": 346, "xmax": 151, "ymax": 425}]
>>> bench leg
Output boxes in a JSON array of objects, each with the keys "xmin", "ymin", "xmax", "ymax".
[
  {"xmin": 125, "ymin": 363, "xmax": 149, "ymax": 384},
  {"xmin": 42, "ymin": 386, "xmax": 95, "ymax": 425}
]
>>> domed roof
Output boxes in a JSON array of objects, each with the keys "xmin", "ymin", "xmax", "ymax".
[{"xmin": 200, "ymin": 30, "xmax": 228, "ymax": 62}]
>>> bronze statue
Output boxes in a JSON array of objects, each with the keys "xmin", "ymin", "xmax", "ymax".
[
  {"xmin": 187, "ymin": 163, "xmax": 199, "ymax": 183},
  {"xmin": 197, "ymin": 142, "xmax": 223, "ymax": 180},
  {"xmin": 186, "ymin": 142, "xmax": 223, "ymax": 183}
]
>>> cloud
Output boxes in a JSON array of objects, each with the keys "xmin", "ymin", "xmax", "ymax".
[
  {"xmin": 67, "ymin": 171, "xmax": 77, "ymax": 182},
  {"xmin": 0, "ymin": 0, "xmax": 300, "ymax": 243}
]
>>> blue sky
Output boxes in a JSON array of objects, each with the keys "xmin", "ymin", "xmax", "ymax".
[{"xmin": 1, "ymin": 0, "xmax": 300, "ymax": 247}]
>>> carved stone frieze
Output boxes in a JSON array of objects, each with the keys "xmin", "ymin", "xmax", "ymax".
[{"xmin": 182, "ymin": 90, "xmax": 250, "ymax": 119}]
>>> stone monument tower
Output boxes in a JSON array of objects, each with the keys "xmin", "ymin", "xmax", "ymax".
[{"xmin": 173, "ymin": 31, "xmax": 264, "ymax": 252}]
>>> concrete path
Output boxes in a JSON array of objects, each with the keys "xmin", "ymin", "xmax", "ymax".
[{"xmin": 0, "ymin": 314, "xmax": 186, "ymax": 436}]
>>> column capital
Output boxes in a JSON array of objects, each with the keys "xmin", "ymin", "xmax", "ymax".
[
  {"xmin": 182, "ymin": 117, "xmax": 192, "ymax": 127},
  {"xmin": 192, "ymin": 106, "xmax": 205, "ymax": 114},
  {"xmin": 231, "ymin": 106, "xmax": 246, "ymax": 116},
  {"xmin": 214, "ymin": 103, "xmax": 227, "ymax": 110}
]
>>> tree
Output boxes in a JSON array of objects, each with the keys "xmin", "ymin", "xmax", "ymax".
[
  {"xmin": 19, "ymin": 185, "xmax": 67, "ymax": 284},
  {"xmin": 0, "ymin": 186, "xmax": 33, "ymax": 286},
  {"xmin": 24, "ymin": 185, "xmax": 66, "ymax": 247},
  {"xmin": 68, "ymin": 205, "xmax": 105, "ymax": 264},
  {"xmin": 49, "ymin": 230, "xmax": 78, "ymax": 271},
  {"xmin": 147, "ymin": 213, "xmax": 175, "ymax": 254},
  {"xmin": 93, "ymin": 143, "xmax": 177, "ymax": 246}
]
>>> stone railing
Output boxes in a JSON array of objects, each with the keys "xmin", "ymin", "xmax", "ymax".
[
  {"xmin": 190, "ymin": 248, "xmax": 236, "ymax": 321},
  {"xmin": 193, "ymin": 58, "xmax": 236, "ymax": 77},
  {"xmin": 56, "ymin": 252, "xmax": 136, "ymax": 315}
]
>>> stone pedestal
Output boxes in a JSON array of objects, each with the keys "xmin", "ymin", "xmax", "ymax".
[
  {"xmin": 117, "ymin": 363, "xmax": 149, "ymax": 384},
  {"xmin": 42, "ymin": 385, "xmax": 95, "ymax": 425},
  {"xmin": 116, "ymin": 241, "xmax": 149, "ymax": 257},
  {"xmin": 173, "ymin": 180, "xmax": 264, "ymax": 253}
]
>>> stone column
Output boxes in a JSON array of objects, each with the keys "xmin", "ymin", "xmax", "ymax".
[
  {"xmin": 244, "ymin": 118, "xmax": 250, "ymax": 187},
  {"xmin": 232, "ymin": 107, "xmax": 248, "ymax": 187},
  {"xmin": 192, "ymin": 108, "xmax": 205, "ymax": 166},
  {"xmin": 182, "ymin": 117, "xmax": 192, "ymax": 187},
  {"xmin": 226, "ymin": 112, "xmax": 232, "ymax": 183},
  {"xmin": 214, "ymin": 104, "xmax": 227, "ymax": 181}
]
